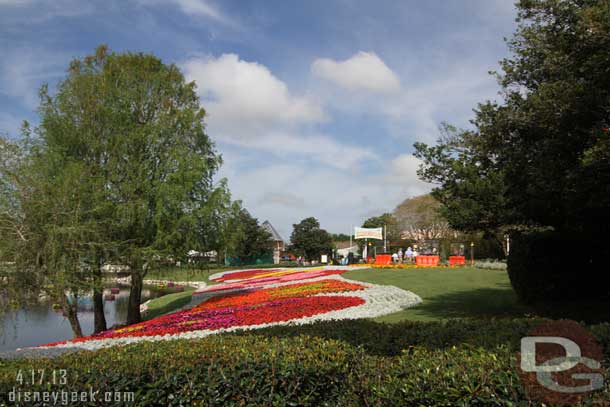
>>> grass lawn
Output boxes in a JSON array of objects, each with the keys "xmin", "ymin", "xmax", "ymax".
[
  {"xmin": 145, "ymin": 263, "xmax": 298, "ymax": 283},
  {"xmin": 145, "ymin": 267, "xmax": 219, "ymax": 284},
  {"xmin": 343, "ymin": 266, "xmax": 530, "ymax": 322},
  {"xmin": 143, "ymin": 287, "xmax": 196, "ymax": 320}
]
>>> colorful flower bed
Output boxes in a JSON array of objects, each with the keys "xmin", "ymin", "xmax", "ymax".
[{"xmin": 37, "ymin": 266, "xmax": 422, "ymax": 350}]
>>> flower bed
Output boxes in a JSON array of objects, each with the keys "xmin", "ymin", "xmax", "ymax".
[{"xmin": 36, "ymin": 266, "xmax": 422, "ymax": 350}]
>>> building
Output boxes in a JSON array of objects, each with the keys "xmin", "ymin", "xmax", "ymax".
[
  {"xmin": 262, "ymin": 220, "xmax": 285, "ymax": 264},
  {"xmin": 334, "ymin": 241, "xmax": 359, "ymax": 258}
]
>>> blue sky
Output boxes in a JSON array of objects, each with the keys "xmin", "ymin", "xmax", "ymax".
[{"xmin": 0, "ymin": 0, "xmax": 518, "ymax": 240}]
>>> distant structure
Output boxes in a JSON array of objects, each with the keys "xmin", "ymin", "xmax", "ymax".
[
  {"xmin": 334, "ymin": 241, "xmax": 359, "ymax": 258},
  {"xmin": 262, "ymin": 220, "xmax": 285, "ymax": 264}
]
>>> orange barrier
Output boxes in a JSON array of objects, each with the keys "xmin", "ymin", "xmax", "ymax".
[
  {"xmin": 415, "ymin": 255, "xmax": 440, "ymax": 266},
  {"xmin": 375, "ymin": 254, "xmax": 392, "ymax": 265},
  {"xmin": 449, "ymin": 256, "xmax": 466, "ymax": 266}
]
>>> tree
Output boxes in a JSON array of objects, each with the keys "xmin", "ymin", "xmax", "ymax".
[
  {"xmin": 413, "ymin": 1, "xmax": 610, "ymax": 300},
  {"xmin": 330, "ymin": 233, "xmax": 351, "ymax": 242},
  {"xmin": 393, "ymin": 194, "xmax": 456, "ymax": 241},
  {"xmin": 0, "ymin": 133, "xmax": 107, "ymax": 337},
  {"xmin": 290, "ymin": 217, "xmax": 333, "ymax": 261},
  {"xmin": 362, "ymin": 213, "xmax": 400, "ymax": 241},
  {"xmin": 230, "ymin": 209, "xmax": 272, "ymax": 263},
  {"xmin": 414, "ymin": 0, "xmax": 610, "ymax": 238},
  {"xmin": 2, "ymin": 45, "xmax": 228, "ymax": 332}
]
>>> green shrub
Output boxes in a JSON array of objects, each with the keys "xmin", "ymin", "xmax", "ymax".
[
  {"xmin": 507, "ymin": 231, "xmax": 608, "ymax": 303},
  {"xmin": 235, "ymin": 319, "xmax": 540, "ymax": 355},
  {"xmin": 1, "ymin": 319, "xmax": 608, "ymax": 406}
]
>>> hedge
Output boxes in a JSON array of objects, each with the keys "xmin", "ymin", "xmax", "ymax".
[
  {"xmin": 507, "ymin": 231, "xmax": 609, "ymax": 303},
  {"xmin": 1, "ymin": 319, "xmax": 609, "ymax": 406}
]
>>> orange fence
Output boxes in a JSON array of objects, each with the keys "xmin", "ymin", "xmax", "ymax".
[
  {"xmin": 375, "ymin": 254, "xmax": 392, "ymax": 265},
  {"xmin": 449, "ymin": 256, "xmax": 466, "ymax": 266},
  {"xmin": 415, "ymin": 255, "xmax": 440, "ymax": 266}
]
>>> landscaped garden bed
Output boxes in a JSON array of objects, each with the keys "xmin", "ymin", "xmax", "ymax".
[{"xmin": 33, "ymin": 267, "xmax": 421, "ymax": 351}]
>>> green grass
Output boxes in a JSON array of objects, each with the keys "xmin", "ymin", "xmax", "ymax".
[
  {"xmin": 145, "ymin": 263, "xmax": 298, "ymax": 283},
  {"xmin": 343, "ymin": 266, "xmax": 530, "ymax": 322},
  {"xmin": 143, "ymin": 287, "xmax": 196, "ymax": 320}
]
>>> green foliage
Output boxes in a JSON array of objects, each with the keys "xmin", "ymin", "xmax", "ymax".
[
  {"xmin": 1, "ymin": 45, "xmax": 233, "ymax": 326},
  {"xmin": 414, "ymin": 0, "xmax": 610, "ymax": 238},
  {"xmin": 290, "ymin": 217, "xmax": 333, "ymax": 261},
  {"xmin": 507, "ymin": 231, "xmax": 609, "ymax": 304},
  {"xmin": 1, "ymin": 320, "xmax": 609, "ymax": 406},
  {"xmin": 330, "ymin": 233, "xmax": 351, "ymax": 242},
  {"xmin": 228, "ymin": 209, "xmax": 272, "ymax": 263},
  {"xmin": 362, "ymin": 213, "xmax": 399, "ymax": 241}
]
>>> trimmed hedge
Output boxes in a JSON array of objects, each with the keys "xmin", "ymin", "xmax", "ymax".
[
  {"xmin": 507, "ymin": 231, "xmax": 609, "ymax": 303},
  {"xmin": 1, "ymin": 319, "xmax": 609, "ymax": 406}
]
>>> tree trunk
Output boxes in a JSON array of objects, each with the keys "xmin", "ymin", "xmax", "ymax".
[
  {"xmin": 93, "ymin": 260, "xmax": 107, "ymax": 333},
  {"xmin": 93, "ymin": 289, "xmax": 107, "ymax": 333},
  {"xmin": 126, "ymin": 262, "xmax": 147, "ymax": 325},
  {"xmin": 63, "ymin": 294, "xmax": 83, "ymax": 338}
]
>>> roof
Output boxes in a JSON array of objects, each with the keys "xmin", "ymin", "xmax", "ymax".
[
  {"xmin": 262, "ymin": 220, "xmax": 284, "ymax": 242},
  {"xmin": 334, "ymin": 241, "xmax": 354, "ymax": 249}
]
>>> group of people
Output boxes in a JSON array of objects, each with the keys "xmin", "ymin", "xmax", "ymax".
[{"xmin": 391, "ymin": 247, "xmax": 419, "ymax": 264}]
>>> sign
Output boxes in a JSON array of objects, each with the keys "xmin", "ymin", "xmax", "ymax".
[
  {"xmin": 518, "ymin": 320, "xmax": 604, "ymax": 406},
  {"xmin": 354, "ymin": 227, "xmax": 383, "ymax": 240}
]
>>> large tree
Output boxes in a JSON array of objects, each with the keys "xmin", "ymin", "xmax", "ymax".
[
  {"xmin": 414, "ymin": 0, "xmax": 610, "ymax": 238},
  {"xmin": 290, "ymin": 217, "xmax": 333, "ymax": 261},
  {"xmin": 2, "ymin": 45, "xmax": 228, "ymax": 331}
]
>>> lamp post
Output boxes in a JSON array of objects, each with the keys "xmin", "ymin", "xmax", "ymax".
[{"xmin": 470, "ymin": 242, "xmax": 474, "ymax": 266}]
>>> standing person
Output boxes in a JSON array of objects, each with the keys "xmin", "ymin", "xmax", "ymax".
[
  {"xmin": 412, "ymin": 248, "xmax": 419, "ymax": 264},
  {"xmin": 397, "ymin": 248, "xmax": 403, "ymax": 264},
  {"xmin": 391, "ymin": 252, "xmax": 398, "ymax": 263},
  {"xmin": 405, "ymin": 247, "xmax": 413, "ymax": 263}
]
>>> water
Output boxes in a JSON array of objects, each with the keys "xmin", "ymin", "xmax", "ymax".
[{"xmin": 0, "ymin": 287, "xmax": 164, "ymax": 352}]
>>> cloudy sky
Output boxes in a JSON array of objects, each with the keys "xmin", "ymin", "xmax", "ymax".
[{"xmin": 0, "ymin": 0, "xmax": 518, "ymax": 240}]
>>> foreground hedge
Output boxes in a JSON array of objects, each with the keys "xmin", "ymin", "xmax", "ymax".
[{"xmin": 1, "ymin": 320, "xmax": 609, "ymax": 406}]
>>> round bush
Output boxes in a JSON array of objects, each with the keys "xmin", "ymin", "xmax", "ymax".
[{"xmin": 507, "ymin": 231, "xmax": 608, "ymax": 303}]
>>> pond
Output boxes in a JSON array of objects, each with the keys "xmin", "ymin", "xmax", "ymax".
[{"xmin": 0, "ymin": 286, "xmax": 166, "ymax": 352}]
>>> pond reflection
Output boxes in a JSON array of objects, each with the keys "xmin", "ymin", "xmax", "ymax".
[{"xmin": 0, "ymin": 286, "xmax": 164, "ymax": 352}]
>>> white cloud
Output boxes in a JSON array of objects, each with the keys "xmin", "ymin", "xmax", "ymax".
[
  {"xmin": 221, "ymin": 131, "xmax": 376, "ymax": 170},
  {"xmin": 0, "ymin": 0, "xmax": 32, "ymax": 6},
  {"xmin": 183, "ymin": 54, "xmax": 375, "ymax": 170},
  {"xmin": 183, "ymin": 54, "xmax": 325, "ymax": 132},
  {"xmin": 378, "ymin": 154, "xmax": 431, "ymax": 194},
  {"xmin": 259, "ymin": 192, "xmax": 306, "ymax": 209},
  {"xmin": 136, "ymin": 0, "xmax": 234, "ymax": 26},
  {"xmin": 220, "ymin": 154, "xmax": 431, "ymax": 239},
  {"xmin": 0, "ymin": 48, "xmax": 67, "ymax": 109},
  {"xmin": 312, "ymin": 51, "xmax": 400, "ymax": 93},
  {"xmin": 0, "ymin": 0, "xmax": 94, "ymax": 23}
]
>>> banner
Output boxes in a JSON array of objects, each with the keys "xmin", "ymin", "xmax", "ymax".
[{"xmin": 354, "ymin": 227, "xmax": 383, "ymax": 240}]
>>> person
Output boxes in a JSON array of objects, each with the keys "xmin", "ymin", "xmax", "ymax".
[
  {"xmin": 391, "ymin": 252, "xmax": 399, "ymax": 263},
  {"xmin": 405, "ymin": 247, "xmax": 413, "ymax": 263},
  {"xmin": 397, "ymin": 248, "xmax": 403, "ymax": 263},
  {"xmin": 412, "ymin": 249, "xmax": 418, "ymax": 263}
]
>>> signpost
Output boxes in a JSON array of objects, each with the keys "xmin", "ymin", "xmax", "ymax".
[{"xmin": 354, "ymin": 227, "xmax": 384, "ymax": 263}]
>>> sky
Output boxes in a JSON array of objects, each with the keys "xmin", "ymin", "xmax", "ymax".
[{"xmin": 0, "ymin": 0, "xmax": 518, "ymax": 241}]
